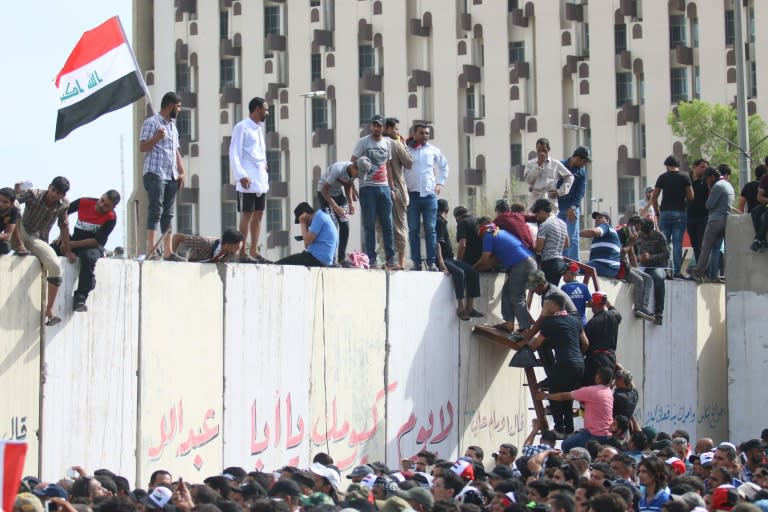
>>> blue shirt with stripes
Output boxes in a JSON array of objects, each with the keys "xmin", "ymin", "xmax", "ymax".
[{"xmin": 587, "ymin": 224, "xmax": 621, "ymax": 278}]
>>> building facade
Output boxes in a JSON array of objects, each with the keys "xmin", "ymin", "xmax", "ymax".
[{"xmin": 129, "ymin": 0, "xmax": 767, "ymax": 258}]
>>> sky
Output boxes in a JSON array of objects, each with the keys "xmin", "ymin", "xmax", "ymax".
[{"xmin": 0, "ymin": 2, "xmax": 134, "ymax": 249}]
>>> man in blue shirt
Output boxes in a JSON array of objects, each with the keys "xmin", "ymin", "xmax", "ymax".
[
  {"xmin": 560, "ymin": 262, "xmax": 591, "ymax": 325},
  {"xmin": 277, "ymin": 202, "xmax": 338, "ymax": 267},
  {"xmin": 582, "ymin": 211, "xmax": 655, "ymax": 321},
  {"xmin": 474, "ymin": 217, "xmax": 536, "ymax": 333},
  {"xmin": 558, "ymin": 147, "xmax": 590, "ymax": 262}
]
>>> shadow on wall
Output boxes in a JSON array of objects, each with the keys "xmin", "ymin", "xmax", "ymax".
[{"xmin": 0, "ymin": 257, "xmax": 42, "ymax": 376}]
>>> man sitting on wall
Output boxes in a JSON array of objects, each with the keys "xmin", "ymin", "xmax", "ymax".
[{"xmin": 276, "ymin": 202, "xmax": 338, "ymax": 268}]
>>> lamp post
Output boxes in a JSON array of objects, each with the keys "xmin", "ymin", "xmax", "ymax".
[{"xmin": 301, "ymin": 91, "xmax": 327, "ymax": 206}]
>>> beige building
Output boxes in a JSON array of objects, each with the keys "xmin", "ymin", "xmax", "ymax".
[{"xmin": 129, "ymin": 0, "xmax": 766, "ymax": 258}]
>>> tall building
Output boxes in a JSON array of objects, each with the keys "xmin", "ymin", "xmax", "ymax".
[{"xmin": 129, "ymin": 0, "xmax": 766, "ymax": 258}]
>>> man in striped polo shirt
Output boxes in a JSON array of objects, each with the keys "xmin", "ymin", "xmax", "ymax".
[{"xmin": 581, "ymin": 211, "xmax": 655, "ymax": 321}]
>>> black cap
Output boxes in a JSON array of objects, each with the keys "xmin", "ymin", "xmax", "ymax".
[
  {"xmin": 294, "ymin": 202, "xmax": 314, "ymax": 223},
  {"xmin": 592, "ymin": 211, "xmax": 612, "ymax": 223},
  {"xmin": 370, "ymin": 115, "xmax": 385, "ymax": 126},
  {"xmin": 572, "ymin": 146, "xmax": 591, "ymax": 162}
]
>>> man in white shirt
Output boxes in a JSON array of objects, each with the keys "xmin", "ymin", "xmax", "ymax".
[
  {"xmin": 524, "ymin": 137, "xmax": 573, "ymax": 215},
  {"xmin": 230, "ymin": 97, "xmax": 270, "ymax": 262},
  {"xmin": 405, "ymin": 123, "xmax": 449, "ymax": 271}
]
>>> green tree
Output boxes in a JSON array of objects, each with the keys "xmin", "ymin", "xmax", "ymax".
[{"xmin": 667, "ymin": 99, "xmax": 768, "ymax": 187}]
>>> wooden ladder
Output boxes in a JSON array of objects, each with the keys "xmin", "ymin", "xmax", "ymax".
[{"xmin": 472, "ymin": 325, "xmax": 550, "ymax": 432}]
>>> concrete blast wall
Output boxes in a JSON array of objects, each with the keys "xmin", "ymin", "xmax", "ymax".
[
  {"xmin": 726, "ymin": 214, "xmax": 768, "ymax": 443},
  {"xmin": 0, "ymin": 253, "xmax": 732, "ymax": 484}
]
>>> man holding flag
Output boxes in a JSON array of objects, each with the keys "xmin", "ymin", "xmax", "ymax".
[{"xmin": 139, "ymin": 92, "xmax": 186, "ymax": 260}]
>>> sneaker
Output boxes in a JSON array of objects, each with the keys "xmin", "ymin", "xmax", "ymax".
[
  {"xmin": 427, "ymin": 263, "xmax": 440, "ymax": 272},
  {"xmin": 73, "ymin": 301, "xmax": 88, "ymax": 313},
  {"xmin": 164, "ymin": 252, "xmax": 188, "ymax": 262},
  {"xmin": 750, "ymin": 239, "xmax": 766, "ymax": 252},
  {"xmin": 634, "ymin": 308, "xmax": 655, "ymax": 321},
  {"xmin": 654, "ymin": 314, "xmax": 663, "ymax": 326},
  {"xmin": 673, "ymin": 272, "xmax": 687, "ymax": 280}
]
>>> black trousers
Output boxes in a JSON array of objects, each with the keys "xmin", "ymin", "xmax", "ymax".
[
  {"xmin": 549, "ymin": 363, "xmax": 584, "ymax": 433},
  {"xmin": 276, "ymin": 251, "xmax": 326, "ymax": 267},
  {"xmin": 52, "ymin": 242, "xmax": 103, "ymax": 301}
]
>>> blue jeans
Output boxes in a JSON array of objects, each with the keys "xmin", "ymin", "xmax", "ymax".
[
  {"xmin": 561, "ymin": 429, "xmax": 612, "ymax": 452},
  {"xmin": 659, "ymin": 210, "xmax": 687, "ymax": 274},
  {"xmin": 558, "ymin": 207, "xmax": 580, "ymax": 261},
  {"xmin": 407, "ymin": 192, "xmax": 438, "ymax": 266},
  {"xmin": 359, "ymin": 186, "xmax": 395, "ymax": 264},
  {"xmin": 143, "ymin": 172, "xmax": 177, "ymax": 232}
]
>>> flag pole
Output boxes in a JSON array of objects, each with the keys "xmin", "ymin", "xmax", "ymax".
[{"xmin": 115, "ymin": 15, "xmax": 159, "ymax": 121}]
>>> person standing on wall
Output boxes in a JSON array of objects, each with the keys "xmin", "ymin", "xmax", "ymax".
[
  {"xmin": 384, "ymin": 117, "xmax": 413, "ymax": 270},
  {"xmin": 650, "ymin": 155, "xmax": 693, "ymax": 279},
  {"xmin": 686, "ymin": 158, "xmax": 710, "ymax": 270},
  {"xmin": 524, "ymin": 137, "xmax": 573, "ymax": 214},
  {"xmin": 559, "ymin": 146, "xmax": 590, "ymax": 262},
  {"xmin": 139, "ymin": 92, "xmax": 185, "ymax": 260},
  {"xmin": 230, "ymin": 96, "xmax": 271, "ymax": 263},
  {"xmin": 405, "ymin": 123, "xmax": 449, "ymax": 271},
  {"xmin": 351, "ymin": 115, "xmax": 398, "ymax": 269}
]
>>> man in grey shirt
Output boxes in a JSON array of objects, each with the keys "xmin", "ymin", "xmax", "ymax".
[
  {"xmin": 688, "ymin": 167, "xmax": 734, "ymax": 282},
  {"xmin": 351, "ymin": 115, "xmax": 397, "ymax": 268},
  {"xmin": 531, "ymin": 198, "xmax": 569, "ymax": 285}
]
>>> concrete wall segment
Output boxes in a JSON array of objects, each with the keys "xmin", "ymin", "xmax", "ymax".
[
  {"xmin": 40, "ymin": 259, "xmax": 139, "ymax": 481},
  {"xmin": 137, "ymin": 261, "xmax": 224, "ymax": 483},
  {"xmin": 0, "ymin": 256, "xmax": 42, "ymax": 477}
]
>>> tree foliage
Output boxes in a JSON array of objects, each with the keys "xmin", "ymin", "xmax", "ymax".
[{"xmin": 667, "ymin": 100, "xmax": 768, "ymax": 184}]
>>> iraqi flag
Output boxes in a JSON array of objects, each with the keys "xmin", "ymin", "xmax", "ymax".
[
  {"xmin": 0, "ymin": 441, "xmax": 27, "ymax": 512},
  {"xmin": 54, "ymin": 16, "xmax": 145, "ymax": 141}
]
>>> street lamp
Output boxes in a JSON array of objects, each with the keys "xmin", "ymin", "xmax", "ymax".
[{"xmin": 301, "ymin": 91, "xmax": 327, "ymax": 206}]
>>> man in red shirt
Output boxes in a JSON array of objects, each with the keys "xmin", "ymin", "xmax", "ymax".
[
  {"xmin": 539, "ymin": 366, "xmax": 614, "ymax": 451},
  {"xmin": 493, "ymin": 199, "xmax": 535, "ymax": 250},
  {"xmin": 52, "ymin": 190, "xmax": 120, "ymax": 312}
]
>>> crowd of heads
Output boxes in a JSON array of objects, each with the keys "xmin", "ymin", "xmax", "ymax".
[{"xmin": 12, "ymin": 431, "xmax": 768, "ymax": 512}]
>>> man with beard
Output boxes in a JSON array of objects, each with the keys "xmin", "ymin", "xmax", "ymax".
[{"xmin": 140, "ymin": 92, "xmax": 185, "ymax": 260}]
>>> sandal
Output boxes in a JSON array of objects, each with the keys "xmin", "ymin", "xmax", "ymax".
[
  {"xmin": 45, "ymin": 316, "xmax": 62, "ymax": 327},
  {"xmin": 457, "ymin": 310, "xmax": 470, "ymax": 321},
  {"xmin": 15, "ymin": 250, "xmax": 30, "ymax": 256},
  {"xmin": 467, "ymin": 309, "xmax": 485, "ymax": 318}
]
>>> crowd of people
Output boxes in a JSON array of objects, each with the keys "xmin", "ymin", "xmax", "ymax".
[
  {"xmin": 3, "ymin": 91, "xmax": 766, "ymax": 326},
  {"xmin": 11, "ymin": 428, "xmax": 768, "ymax": 512}
]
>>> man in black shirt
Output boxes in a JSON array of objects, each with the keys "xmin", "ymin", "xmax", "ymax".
[
  {"xmin": 529, "ymin": 293, "xmax": 588, "ymax": 436},
  {"xmin": 583, "ymin": 291, "xmax": 622, "ymax": 386},
  {"xmin": 686, "ymin": 159, "xmax": 709, "ymax": 267},
  {"xmin": 436, "ymin": 199, "xmax": 483, "ymax": 320},
  {"xmin": 739, "ymin": 164, "xmax": 766, "ymax": 215},
  {"xmin": 613, "ymin": 369, "xmax": 638, "ymax": 424},
  {"xmin": 453, "ymin": 206, "xmax": 483, "ymax": 265},
  {"xmin": 651, "ymin": 156, "xmax": 693, "ymax": 278}
]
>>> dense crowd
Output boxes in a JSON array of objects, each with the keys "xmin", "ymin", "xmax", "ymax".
[{"xmin": 11, "ymin": 428, "xmax": 768, "ymax": 512}]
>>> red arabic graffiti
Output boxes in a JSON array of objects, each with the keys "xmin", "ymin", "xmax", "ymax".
[
  {"xmin": 148, "ymin": 400, "xmax": 220, "ymax": 470},
  {"xmin": 395, "ymin": 400, "xmax": 455, "ymax": 461},
  {"xmin": 250, "ymin": 383, "xmax": 398, "ymax": 471}
]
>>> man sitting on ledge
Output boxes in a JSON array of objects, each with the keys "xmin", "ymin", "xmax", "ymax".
[{"xmin": 276, "ymin": 202, "xmax": 338, "ymax": 268}]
